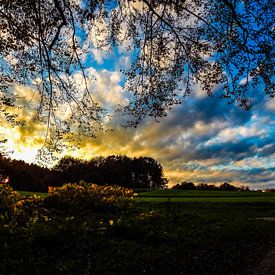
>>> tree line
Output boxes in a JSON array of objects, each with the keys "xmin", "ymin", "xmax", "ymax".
[
  {"xmin": 172, "ymin": 181, "xmax": 250, "ymax": 191},
  {"xmin": 0, "ymin": 154, "xmax": 168, "ymax": 192}
]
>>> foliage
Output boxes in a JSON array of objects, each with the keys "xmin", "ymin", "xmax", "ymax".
[
  {"xmin": 54, "ymin": 155, "xmax": 168, "ymax": 189},
  {"xmin": 0, "ymin": 185, "xmax": 46, "ymax": 228},
  {"xmin": 0, "ymin": 154, "xmax": 168, "ymax": 191},
  {"xmin": 0, "ymin": 0, "xmax": 273, "ymax": 150},
  {"xmin": 172, "ymin": 181, "xmax": 250, "ymax": 191},
  {"xmin": 11, "ymin": 195, "xmax": 46, "ymax": 227},
  {"xmin": 172, "ymin": 181, "xmax": 196, "ymax": 190},
  {"xmin": 45, "ymin": 182, "xmax": 137, "ymax": 215},
  {"xmin": 0, "ymin": 154, "xmax": 57, "ymax": 191},
  {"xmin": 0, "ymin": 185, "xmax": 22, "ymax": 221},
  {"xmin": 0, "ymin": 182, "xmax": 138, "ymax": 241},
  {"xmin": 1, "ymin": 184, "xmax": 275, "ymax": 273}
]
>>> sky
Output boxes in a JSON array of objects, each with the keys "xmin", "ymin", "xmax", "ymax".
[
  {"xmin": 0, "ymin": 1, "xmax": 274, "ymax": 189},
  {"xmin": 1, "ymin": 61, "xmax": 274, "ymax": 189}
]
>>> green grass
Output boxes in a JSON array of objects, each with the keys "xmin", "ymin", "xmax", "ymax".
[
  {"xmin": 18, "ymin": 189, "xmax": 275, "ymax": 202},
  {"xmin": 2, "ymin": 187, "xmax": 275, "ymax": 274},
  {"xmin": 137, "ymin": 189, "xmax": 275, "ymax": 203}
]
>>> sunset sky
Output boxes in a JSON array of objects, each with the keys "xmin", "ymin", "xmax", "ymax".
[
  {"xmin": 1, "ymin": 15, "xmax": 274, "ymax": 190},
  {"xmin": 1, "ymin": 62, "xmax": 274, "ymax": 189}
]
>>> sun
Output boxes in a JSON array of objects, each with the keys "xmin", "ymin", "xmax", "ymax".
[{"xmin": 9, "ymin": 145, "xmax": 38, "ymax": 164}]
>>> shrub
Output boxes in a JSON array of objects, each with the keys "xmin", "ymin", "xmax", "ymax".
[
  {"xmin": 44, "ymin": 182, "xmax": 137, "ymax": 215},
  {"xmin": 12, "ymin": 196, "xmax": 46, "ymax": 226},
  {"xmin": 0, "ymin": 185, "xmax": 47, "ymax": 227},
  {"xmin": 0, "ymin": 185, "xmax": 22, "ymax": 221}
]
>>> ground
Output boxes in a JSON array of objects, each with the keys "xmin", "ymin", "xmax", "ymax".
[{"xmin": 1, "ymin": 188, "xmax": 275, "ymax": 274}]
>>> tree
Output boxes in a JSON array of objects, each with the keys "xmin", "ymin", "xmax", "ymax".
[
  {"xmin": 0, "ymin": 0, "xmax": 273, "ymax": 151},
  {"xmin": 53, "ymin": 155, "xmax": 168, "ymax": 189},
  {"xmin": 53, "ymin": 156, "xmax": 91, "ymax": 183},
  {"xmin": 0, "ymin": 154, "xmax": 53, "ymax": 191},
  {"xmin": 172, "ymin": 181, "xmax": 195, "ymax": 190},
  {"xmin": 219, "ymin": 182, "xmax": 238, "ymax": 191},
  {"xmin": 130, "ymin": 157, "xmax": 168, "ymax": 189}
]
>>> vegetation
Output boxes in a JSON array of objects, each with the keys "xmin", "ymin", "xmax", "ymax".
[
  {"xmin": 0, "ymin": 0, "xmax": 273, "ymax": 151},
  {"xmin": 54, "ymin": 155, "xmax": 168, "ymax": 189},
  {"xmin": 138, "ymin": 189, "xmax": 275, "ymax": 203},
  {"xmin": 0, "ymin": 154, "xmax": 167, "ymax": 191},
  {"xmin": 0, "ymin": 1, "xmax": 273, "ymax": 272},
  {"xmin": 172, "ymin": 181, "xmax": 250, "ymax": 191},
  {"xmin": 1, "ymin": 184, "xmax": 275, "ymax": 274}
]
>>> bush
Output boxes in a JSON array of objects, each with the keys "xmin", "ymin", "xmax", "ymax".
[
  {"xmin": 1, "ymin": 182, "xmax": 137, "ymax": 229},
  {"xmin": 0, "ymin": 185, "xmax": 47, "ymax": 227},
  {"xmin": 0, "ymin": 185, "xmax": 22, "ymax": 222},
  {"xmin": 44, "ymin": 182, "xmax": 137, "ymax": 215},
  {"xmin": 12, "ymin": 196, "xmax": 46, "ymax": 226}
]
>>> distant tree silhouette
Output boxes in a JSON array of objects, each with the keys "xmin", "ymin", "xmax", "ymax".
[
  {"xmin": 172, "ymin": 181, "xmax": 196, "ymax": 190},
  {"xmin": 197, "ymin": 183, "xmax": 218, "ymax": 191},
  {"xmin": 54, "ymin": 155, "xmax": 168, "ymax": 189},
  {"xmin": 53, "ymin": 156, "xmax": 90, "ymax": 183},
  {"xmin": 219, "ymin": 182, "xmax": 238, "ymax": 191},
  {"xmin": 130, "ymin": 157, "xmax": 168, "ymax": 189},
  {"xmin": 0, "ymin": 154, "xmax": 53, "ymax": 191},
  {"xmin": 173, "ymin": 181, "xmax": 250, "ymax": 191}
]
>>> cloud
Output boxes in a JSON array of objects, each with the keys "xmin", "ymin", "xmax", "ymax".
[
  {"xmin": 0, "ymin": 85, "xmax": 46, "ymax": 162},
  {"xmin": 204, "ymin": 124, "xmax": 266, "ymax": 146},
  {"xmin": 266, "ymin": 99, "xmax": 275, "ymax": 112},
  {"xmin": 1, "ymin": 67, "xmax": 274, "ymax": 189},
  {"xmin": 72, "ymin": 67, "xmax": 128, "ymax": 112}
]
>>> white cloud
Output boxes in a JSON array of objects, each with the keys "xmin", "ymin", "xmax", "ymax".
[
  {"xmin": 266, "ymin": 99, "xmax": 275, "ymax": 112},
  {"xmin": 205, "ymin": 124, "xmax": 266, "ymax": 146}
]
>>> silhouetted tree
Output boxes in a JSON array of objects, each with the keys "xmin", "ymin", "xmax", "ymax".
[
  {"xmin": 54, "ymin": 155, "xmax": 168, "ymax": 189},
  {"xmin": 131, "ymin": 157, "xmax": 168, "ymax": 189},
  {"xmin": 173, "ymin": 181, "xmax": 250, "ymax": 191},
  {"xmin": 219, "ymin": 182, "xmax": 238, "ymax": 191},
  {"xmin": 197, "ymin": 183, "xmax": 218, "ymax": 191},
  {"xmin": 53, "ymin": 156, "xmax": 88, "ymax": 183},
  {"xmin": 0, "ymin": 154, "xmax": 168, "ymax": 191},
  {"xmin": 0, "ymin": 154, "xmax": 52, "ymax": 191},
  {"xmin": 172, "ymin": 181, "xmax": 196, "ymax": 190}
]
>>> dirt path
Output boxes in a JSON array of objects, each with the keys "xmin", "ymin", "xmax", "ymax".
[
  {"xmin": 253, "ymin": 245, "xmax": 275, "ymax": 275},
  {"xmin": 249, "ymin": 218, "xmax": 275, "ymax": 274}
]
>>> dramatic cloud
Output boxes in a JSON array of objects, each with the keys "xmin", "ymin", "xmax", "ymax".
[{"xmin": 1, "ymin": 67, "xmax": 274, "ymax": 189}]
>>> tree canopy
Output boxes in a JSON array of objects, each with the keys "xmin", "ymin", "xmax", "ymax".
[
  {"xmin": 54, "ymin": 155, "xmax": 168, "ymax": 189},
  {"xmin": 0, "ymin": 0, "xmax": 274, "ymax": 150},
  {"xmin": 0, "ymin": 154, "xmax": 168, "ymax": 191}
]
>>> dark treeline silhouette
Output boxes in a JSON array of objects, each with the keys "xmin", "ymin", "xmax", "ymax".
[
  {"xmin": 0, "ymin": 154, "xmax": 168, "ymax": 192},
  {"xmin": 54, "ymin": 155, "xmax": 168, "ymax": 190},
  {"xmin": 0, "ymin": 155, "xmax": 57, "ymax": 192},
  {"xmin": 172, "ymin": 181, "xmax": 250, "ymax": 192}
]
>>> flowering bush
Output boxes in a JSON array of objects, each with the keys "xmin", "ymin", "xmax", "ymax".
[
  {"xmin": 0, "ymin": 185, "xmax": 22, "ymax": 222},
  {"xmin": 12, "ymin": 196, "xmax": 46, "ymax": 226},
  {"xmin": 45, "ymin": 182, "xmax": 137, "ymax": 215},
  {"xmin": 1, "ymin": 183, "xmax": 138, "ymax": 230},
  {"xmin": 0, "ymin": 185, "xmax": 46, "ymax": 227},
  {"xmin": 88, "ymin": 183, "xmax": 137, "ymax": 202}
]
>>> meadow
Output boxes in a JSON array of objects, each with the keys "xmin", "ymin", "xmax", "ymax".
[
  {"xmin": 1, "ymin": 185, "xmax": 275, "ymax": 274},
  {"xmin": 138, "ymin": 189, "xmax": 275, "ymax": 203}
]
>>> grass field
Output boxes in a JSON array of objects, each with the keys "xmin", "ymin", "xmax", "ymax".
[
  {"xmin": 2, "ymin": 187, "xmax": 274, "ymax": 274},
  {"xmin": 134, "ymin": 189, "xmax": 275, "ymax": 273},
  {"xmin": 137, "ymin": 189, "xmax": 275, "ymax": 203},
  {"xmin": 17, "ymin": 188, "xmax": 275, "ymax": 220}
]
